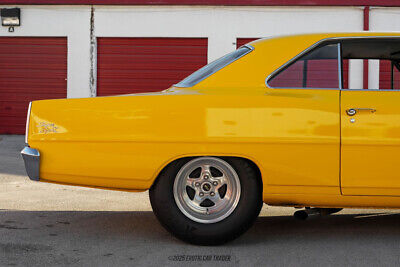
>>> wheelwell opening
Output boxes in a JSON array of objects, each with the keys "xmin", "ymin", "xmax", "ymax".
[
  {"xmin": 151, "ymin": 156, "xmax": 263, "ymax": 190},
  {"xmin": 236, "ymin": 157, "xmax": 263, "ymax": 188}
]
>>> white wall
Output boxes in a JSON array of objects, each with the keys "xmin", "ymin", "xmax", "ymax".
[
  {"xmin": 348, "ymin": 59, "xmax": 364, "ymax": 89},
  {"xmin": 0, "ymin": 5, "xmax": 91, "ymax": 98},
  {"xmin": 370, "ymin": 7, "xmax": 400, "ymax": 33}
]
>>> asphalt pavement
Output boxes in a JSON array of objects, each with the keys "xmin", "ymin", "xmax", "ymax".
[{"xmin": 1, "ymin": 135, "xmax": 400, "ymax": 267}]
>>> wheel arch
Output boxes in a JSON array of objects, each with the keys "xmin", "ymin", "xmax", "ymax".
[{"xmin": 150, "ymin": 155, "xmax": 263, "ymax": 191}]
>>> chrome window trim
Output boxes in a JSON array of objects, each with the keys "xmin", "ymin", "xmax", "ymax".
[
  {"xmin": 265, "ymin": 36, "xmax": 400, "ymax": 91},
  {"xmin": 25, "ymin": 101, "xmax": 32, "ymax": 144},
  {"xmin": 174, "ymin": 44, "xmax": 254, "ymax": 88}
]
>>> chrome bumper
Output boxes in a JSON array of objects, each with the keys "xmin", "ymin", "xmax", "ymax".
[{"xmin": 21, "ymin": 146, "xmax": 40, "ymax": 181}]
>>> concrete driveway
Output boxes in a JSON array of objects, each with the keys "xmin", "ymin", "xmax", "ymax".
[{"xmin": 1, "ymin": 135, "xmax": 400, "ymax": 266}]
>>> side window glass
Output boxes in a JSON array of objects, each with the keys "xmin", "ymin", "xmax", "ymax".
[
  {"xmin": 343, "ymin": 59, "xmax": 400, "ymax": 90},
  {"xmin": 268, "ymin": 43, "xmax": 339, "ymax": 89},
  {"xmin": 340, "ymin": 38, "xmax": 400, "ymax": 90},
  {"xmin": 379, "ymin": 60, "xmax": 400, "ymax": 90}
]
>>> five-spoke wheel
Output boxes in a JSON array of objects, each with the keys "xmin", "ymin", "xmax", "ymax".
[{"xmin": 173, "ymin": 157, "xmax": 241, "ymax": 223}]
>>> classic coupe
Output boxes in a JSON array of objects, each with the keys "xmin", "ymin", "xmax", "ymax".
[{"xmin": 22, "ymin": 32, "xmax": 400, "ymax": 245}]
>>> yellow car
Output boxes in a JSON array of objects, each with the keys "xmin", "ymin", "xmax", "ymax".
[{"xmin": 21, "ymin": 32, "xmax": 400, "ymax": 245}]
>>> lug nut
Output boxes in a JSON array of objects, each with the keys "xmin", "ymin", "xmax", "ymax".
[
  {"xmin": 204, "ymin": 175, "xmax": 209, "ymax": 180},
  {"xmin": 199, "ymin": 192, "xmax": 204, "ymax": 197},
  {"xmin": 195, "ymin": 182, "xmax": 200, "ymax": 187},
  {"xmin": 212, "ymin": 181, "xmax": 218, "ymax": 186},
  {"xmin": 210, "ymin": 192, "xmax": 215, "ymax": 196}
]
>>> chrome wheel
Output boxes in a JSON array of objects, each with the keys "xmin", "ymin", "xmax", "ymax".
[{"xmin": 173, "ymin": 157, "xmax": 241, "ymax": 224}]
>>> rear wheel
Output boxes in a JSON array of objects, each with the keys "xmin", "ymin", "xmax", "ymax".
[{"xmin": 149, "ymin": 157, "xmax": 262, "ymax": 245}]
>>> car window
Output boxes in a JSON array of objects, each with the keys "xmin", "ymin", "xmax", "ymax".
[
  {"xmin": 343, "ymin": 59, "xmax": 400, "ymax": 90},
  {"xmin": 268, "ymin": 43, "xmax": 340, "ymax": 89},
  {"xmin": 175, "ymin": 46, "xmax": 253, "ymax": 88},
  {"xmin": 381, "ymin": 60, "xmax": 400, "ymax": 89},
  {"xmin": 340, "ymin": 38, "xmax": 400, "ymax": 90}
]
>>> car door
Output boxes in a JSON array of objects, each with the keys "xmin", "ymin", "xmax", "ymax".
[
  {"xmin": 265, "ymin": 42, "xmax": 341, "ymax": 195},
  {"xmin": 341, "ymin": 59, "xmax": 400, "ymax": 196}
]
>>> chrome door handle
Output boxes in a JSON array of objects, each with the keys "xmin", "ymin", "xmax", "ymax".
[{"xmin": 346, "ymin": 108, "xmax": 376, "ymax": 116}]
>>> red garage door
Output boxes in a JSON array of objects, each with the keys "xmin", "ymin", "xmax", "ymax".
[
  {"xmin": 0, "ymin": 37, "xmax": 67, "ymax": 134},
  {"xmin": 97, "ymin": 38, "xmax": 208, "ymax": 96}
]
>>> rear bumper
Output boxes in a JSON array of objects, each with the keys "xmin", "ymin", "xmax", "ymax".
[{"xmin": 21, "ymin": 146, "xmax": 40, "ymax": 181}]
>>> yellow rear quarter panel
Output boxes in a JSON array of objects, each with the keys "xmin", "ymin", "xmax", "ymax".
[{"xmin": 29, "ymin": 93, "xmax": 271, "ymax": 190}]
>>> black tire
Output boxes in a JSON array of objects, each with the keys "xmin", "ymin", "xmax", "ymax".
[{"xmin": 149, "ymin": 157, "xmax": 263, "ymax": 245}]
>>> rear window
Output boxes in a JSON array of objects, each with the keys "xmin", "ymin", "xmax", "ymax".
[{"xmin": 175, "ymin": 45, "xmax": 254, "ymax": 88}]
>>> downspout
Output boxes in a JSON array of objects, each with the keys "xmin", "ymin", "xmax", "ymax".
[{"xmin": 89, "ymin": 6, "xmax": 97, "ymax": 97}]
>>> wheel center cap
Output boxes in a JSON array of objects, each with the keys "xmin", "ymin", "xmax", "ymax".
[{"xmin": 202, "ymin": 182, "xmax": 211, "ymax": 192}]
